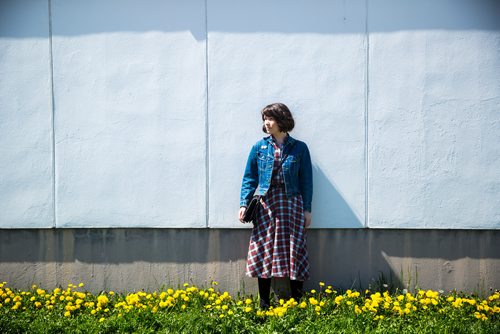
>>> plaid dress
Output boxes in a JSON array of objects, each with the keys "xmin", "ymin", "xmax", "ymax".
[{"xmin": 245, "ymin": 142, "xmax": 310, "ymax": 281}]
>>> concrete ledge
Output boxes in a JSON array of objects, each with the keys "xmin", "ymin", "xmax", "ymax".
[{"xmin": 0, "ymin": 229, "xmax": 498, "ymax": 295}]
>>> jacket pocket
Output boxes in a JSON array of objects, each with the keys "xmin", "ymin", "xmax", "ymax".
[
  {"xmin": 283, "ymin": 155, "xmax": 299, "ymax": 176},
  {"xmin": 257, "ymin": 151, "xmax": 271, "ymax": 171}
]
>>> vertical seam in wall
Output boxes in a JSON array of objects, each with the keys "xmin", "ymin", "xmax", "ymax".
[
  {"xmin": 204, "ymin": 0, "xmax": 210, "ymax": 228},
  {"xmin": 48, "ymin": 0, "xmax": 57, "ymax": 229},
  {"xmin": 364, "ymin": 0, "xmax": 369, "ymax": 228}
]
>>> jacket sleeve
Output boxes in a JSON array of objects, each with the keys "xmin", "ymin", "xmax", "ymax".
[
  {"xmin": 240, "ymin": 143, "xmax": 259, "ymax": 207},
  {"xmin": 299, "ymin": 143, "xmax": 313, "ymax": 212}
]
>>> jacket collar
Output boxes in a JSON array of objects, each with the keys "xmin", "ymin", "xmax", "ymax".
[{"xmin": 264, "ymin": 134, "xmax": 296, "ymax": 148}]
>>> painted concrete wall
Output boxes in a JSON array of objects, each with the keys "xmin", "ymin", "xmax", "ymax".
[
  {"xmin": 0, "ymin": 0, "xmax": 54, "ymax": 228},
  {"xmin": 51, "ymin": 0, "xmax": 207, "ymax": 228},
  {"xmin": 1, "ymin": 229, "xmax": 498, "ymax": 294},
  {"xmin": 1, "ymin": 0, "xmax": 500, "ymax": 229}
]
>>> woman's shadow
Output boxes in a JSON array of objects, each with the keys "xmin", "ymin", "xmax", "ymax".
[{"xmin": 311, "ymin": 165, "xmax": 364, "ymax": 228}]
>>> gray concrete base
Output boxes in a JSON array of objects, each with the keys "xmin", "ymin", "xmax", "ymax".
[{"xmin": 0, "ymin": 229, "xmax": 498, "ymax": 295}]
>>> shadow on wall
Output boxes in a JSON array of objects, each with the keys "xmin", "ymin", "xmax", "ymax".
[
  {"xmin": 312, "ymin": 165, "xmax": 364, "ymax": 228},
  {"xmin": 1, "ymin": 0, "xmax": 499, "ymax": 39}
]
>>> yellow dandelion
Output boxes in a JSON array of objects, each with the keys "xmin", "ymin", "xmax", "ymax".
[{"xmin": 97, "ymin": 295, "xmax": 109, "ymax": 306}]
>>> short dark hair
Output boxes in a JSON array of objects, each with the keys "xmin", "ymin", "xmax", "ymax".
[{"xmin": 261, "ymin": 103, "xmax": 295, "ymax": 133}]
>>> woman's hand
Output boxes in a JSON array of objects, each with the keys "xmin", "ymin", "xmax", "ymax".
[
  {"xmin": 239, "ymin": 207, "xmax": 247, "ymax": 223},
  {"xmin": 304, "ymin": 211, "xmax": 312, "ymax": 228}
]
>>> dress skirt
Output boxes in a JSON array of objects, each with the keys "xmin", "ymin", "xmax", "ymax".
[{"xmin": 245, "ymin": 149, "xmax": 310, "ymax": 281}]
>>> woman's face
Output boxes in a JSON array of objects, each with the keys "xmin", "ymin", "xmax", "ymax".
[{"xmin": 264, "ymin": 115, "xmax": 281, "ymax": 136}]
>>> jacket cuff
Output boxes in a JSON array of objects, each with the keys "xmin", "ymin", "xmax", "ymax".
[
  {"xmin": 303, "ymin": 204, "xmax": 312, "ymax": 213},
  {"xmin": 240, "ymin": 200, "xmax": 248, "ymax": 207}
]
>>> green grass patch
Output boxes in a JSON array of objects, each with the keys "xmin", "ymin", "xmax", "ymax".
[{"xmin": 1, "ymin": 281, "xmax": 498, "ymax": 333}]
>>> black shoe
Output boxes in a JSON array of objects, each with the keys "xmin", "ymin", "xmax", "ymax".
[{"xmin": 260, "ymin": 298, "xmax": 270, "ymax": 310}]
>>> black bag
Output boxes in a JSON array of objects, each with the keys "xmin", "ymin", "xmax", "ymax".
[{"xmin": 242, "ymin": 195, "xmax": 261, "ymax": 224}]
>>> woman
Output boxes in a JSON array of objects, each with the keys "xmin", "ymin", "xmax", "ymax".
[{"xmin": 239, "ymin": 103, "xmax": 313, "ymax": 309}]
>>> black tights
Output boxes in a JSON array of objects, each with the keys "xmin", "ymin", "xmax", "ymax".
[{"xmin": 258, "ymin": 278, "xmax": 304, "ymax": 309}]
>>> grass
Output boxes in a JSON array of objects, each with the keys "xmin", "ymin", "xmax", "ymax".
[{"xmin": 0, "ymin": 281, "xmax": 498, "ymax": 333}]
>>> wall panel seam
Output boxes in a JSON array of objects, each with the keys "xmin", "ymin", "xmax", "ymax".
[
  {"xmin": 48, "ymin": 0, "xmax": 57, "ymax": 229},
  {"xmin": 204, "ymin": 0, "xmax": 210, "ymax": 228},
  {"xmin": 364, "ymin": 0, "xmax": 370, "ymax": 229}
]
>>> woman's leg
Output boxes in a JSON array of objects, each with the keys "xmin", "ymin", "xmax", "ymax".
[
  {"xmin": 258, "ymin": 277, "xmax": 272, "ymax": 309},
  {"xmin": 290, "ymin": 279, "xmax": 304, "ymax": 301}
]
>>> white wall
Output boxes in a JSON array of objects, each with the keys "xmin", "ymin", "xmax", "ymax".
[
  {"xmin": 51, "ymin": 0, "xmax": 207, "ymax": 228},
  {"xmin": 0, "ymin": 0, "xmax": 54, "ymax": 228},
  {"xmin": 1, "ymin": 0, "xmax": 499, "ymax": 229},
  {"xmin": 368, "ymin": 0, "xmax": 500, "ymax": 228},
  {"xmin": 208, "ymin": 0, "xmax": 367, "ymax": 228}
]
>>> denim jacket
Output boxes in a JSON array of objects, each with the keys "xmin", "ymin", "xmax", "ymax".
[{"xmin": 240, "ymin": 135, "xmax": 313, "ymax": 212}]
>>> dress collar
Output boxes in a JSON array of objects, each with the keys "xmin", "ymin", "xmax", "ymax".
[{"xmin": 265, "ymin": 134, "xmax": 296, "ymax": 148}]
